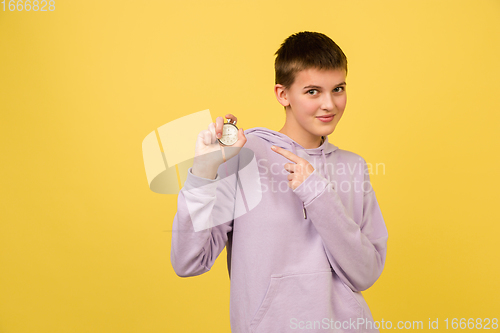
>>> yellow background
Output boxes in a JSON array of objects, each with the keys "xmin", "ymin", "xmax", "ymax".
[{"xmin": 1, "ymin": 0, "xmax": 499, "ymax": 332}]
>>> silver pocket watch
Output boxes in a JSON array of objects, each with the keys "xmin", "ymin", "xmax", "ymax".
[{"xmin": 218, "ymin": 119, "xmax": 238, "ymax": 146}]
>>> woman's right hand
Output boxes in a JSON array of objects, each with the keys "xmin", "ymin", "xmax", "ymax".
[{"xmin": 191, "ymin": 114, "xmax": 247, "ymax": 179}]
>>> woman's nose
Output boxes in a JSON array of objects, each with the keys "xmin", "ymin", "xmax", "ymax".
[{"xmin": 321, "ymin": 94, "xmax": 335, "ymax": 111}]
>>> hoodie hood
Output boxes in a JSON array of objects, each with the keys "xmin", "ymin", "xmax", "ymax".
[{"xmin": 245, "ymin": 127, "xmax": 339, "ymax": 179}]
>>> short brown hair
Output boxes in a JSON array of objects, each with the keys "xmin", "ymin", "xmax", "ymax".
[{"xmin": 274, "ymin": 31, "xmax": 348, "ymax": 89}]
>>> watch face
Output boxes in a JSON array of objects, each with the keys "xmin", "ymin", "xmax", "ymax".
[{"xmin": 218, "ymin": 123, "xmax": 238, "ymax": 146}]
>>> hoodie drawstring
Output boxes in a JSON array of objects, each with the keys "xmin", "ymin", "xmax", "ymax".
[
  {"xmin": 289, "ymin": 143, "xmax": 307, "ymax": 219},
  {"xmin": 291, "ymin": 142, "xmax": 329, "ymax": 220},
  {"xmin": 321, "ymin": 149, "xmax": 328, "ymax": 182}
]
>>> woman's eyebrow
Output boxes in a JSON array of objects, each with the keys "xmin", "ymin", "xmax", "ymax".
[
  {"xmin": 303, "ymin": 85, "xmax": 322, "ymax": 89},
  {"xmin": 303, "ymin": 82, "xmax": 346, "ymax": 89}
]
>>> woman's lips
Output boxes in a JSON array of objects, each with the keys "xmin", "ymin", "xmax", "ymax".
[{"xmin": 316, "ymin": 115, "xmax": 335, "ymax": 123}]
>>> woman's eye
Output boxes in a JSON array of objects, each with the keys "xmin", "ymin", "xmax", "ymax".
[
  {"xmin": 307, "ymin": 89, "xmax": 318, "ymax": 95},
  {"xmin": 334, "ymin": 86, "xmax": 345, "ymax": 93}
]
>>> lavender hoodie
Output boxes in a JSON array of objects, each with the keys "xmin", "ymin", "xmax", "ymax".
[{"xmin": 171, "ymin": 127, "xmax": 388, "ymax": 332}]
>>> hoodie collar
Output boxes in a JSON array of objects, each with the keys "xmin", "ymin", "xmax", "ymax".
[
  {"xmin": 245, "ymin": 127, "xmax": 338, "ymax": 179},
  {"xmin": 245, "ymin": 127, "xmax": 338, "ymax": 156}
]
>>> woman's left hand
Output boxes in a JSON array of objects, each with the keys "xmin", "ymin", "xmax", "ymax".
[{"xmin": 271, "ymin": 145, "xmax": 315, "ymax": 190}]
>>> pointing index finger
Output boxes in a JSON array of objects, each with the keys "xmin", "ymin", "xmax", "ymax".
[{"xmin": 271, "ymin": 145, "xmax": 302, "ymax": 163}]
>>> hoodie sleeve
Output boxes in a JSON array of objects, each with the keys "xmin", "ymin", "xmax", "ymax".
[
  {"xmin": 293, "ymin": 159, "xmax": 388, "ymax": 292},
  {"xmin": 170, "ymin": 166, "xmax": 236, "ymax": 277}
]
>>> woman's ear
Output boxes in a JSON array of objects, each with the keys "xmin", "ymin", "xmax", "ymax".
[{"xmin": 274, "ymin": 84, "xmax": 290, "ymax": 107}]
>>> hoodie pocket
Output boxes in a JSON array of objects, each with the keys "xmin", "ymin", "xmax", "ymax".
[{"xmin": 249, "ymin": 269, "xmax": 363, "ymax": 333}]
